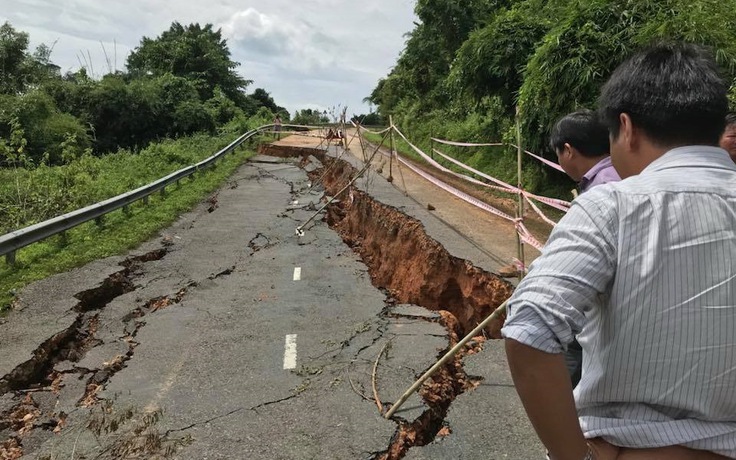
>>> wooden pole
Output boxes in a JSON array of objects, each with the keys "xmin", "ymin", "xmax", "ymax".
[
  {"xmin": 341, "ymin": 107, "xmax": 348, "ymax": 150},
  {"xmin": 515, "ymin": 107, "xmax": 526, "ymax": 281},
  {"xmin": 430, "ymin": 132, "xmax": 434, "ymax": 160},
  {"xmin": 384, "ymin": 299, "xmax": 509, "ymax": 419},
  {"xmin": 388, "ymin": 115, "xmax": 395, "ymax": 182},
  {"xmin": 356, "ymin": 122, "xmax": 368, "ymax": 163}
]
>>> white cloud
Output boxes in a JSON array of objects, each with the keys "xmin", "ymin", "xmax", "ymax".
[
  {"xmin": 220, "ymin": 8, "xmax": 340, "ymax": 75},
  {"xmin": 0, "ymin": 0, "xmax": 417, "ymax": 116}
]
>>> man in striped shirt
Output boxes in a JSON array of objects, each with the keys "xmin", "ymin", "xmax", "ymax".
[
  {"xmin": 502, "ymin": 43, "xmax": 736, "ymax": 460},
  {"xmin": 720, "ymin": 113, "xmax": 736, "ymax": 163}
]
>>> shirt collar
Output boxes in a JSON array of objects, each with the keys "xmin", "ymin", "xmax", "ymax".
[
  {"xmin": 579, "ymin": 156, "xmax": 613, "ymax": 190},
  {"xmin": 582, "ymin": 156, "xmax": 613, "ymax": 182},
  {"xmin": 641, "ymin": 146, "xmax": 736, "ymax": 175}
]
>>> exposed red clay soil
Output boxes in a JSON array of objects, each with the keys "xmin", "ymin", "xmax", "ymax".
[
  {"xmin": 258, "ymin": 143, "xmax": 514, "ymax": 460},
  {"xmin": 327, "ymin": 191, "xmax": 510, "ymax": 337}
]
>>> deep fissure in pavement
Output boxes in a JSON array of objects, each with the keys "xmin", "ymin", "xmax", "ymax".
[
  {"xmin": 259, "ymin": 144, "xmax": 513, "ymax": 460},
  {"xmin": 0, "ymin": 248, "xmax": 185, "ymax": 458}
]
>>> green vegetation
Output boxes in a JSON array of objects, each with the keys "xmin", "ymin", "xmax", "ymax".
[
  {"xmin": 0, "ymin": 132, "xmax": 259, "ymax": 311},
  {"xmin": 0, "ymin": 21, "xmax": 289, "ymax": 163},
  {"xmin": 0, "ymin": 20, "xmax": 285, "ymax": 311},
  {"xmin": 368, "ymin": 0, "xmax": 736, "ymax": 196},
  {"xmin": 292, "ymin": 109, "xmax": 330, "ymax": 125}
]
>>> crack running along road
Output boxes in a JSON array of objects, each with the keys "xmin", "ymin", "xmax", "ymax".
[{"xmin": 1, "ymin": 144, "xmax": 541, "ymax": 459}]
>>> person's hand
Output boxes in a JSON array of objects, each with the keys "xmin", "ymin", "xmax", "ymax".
[{"xmin": 588, "ymin": 439, "xmax": 619, "ymax": 460}]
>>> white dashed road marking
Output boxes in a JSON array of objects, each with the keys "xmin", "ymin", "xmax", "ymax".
[
  {"xmin": 283, "ymin": 334, "xmax": 298, "ymax": 370},
  {"xmin": 293, "ymin": 267, "xmax": 302, "ymax": 281}
]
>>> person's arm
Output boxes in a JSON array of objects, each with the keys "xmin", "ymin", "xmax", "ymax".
[
  {"xmin": 502, "ymin": 190, "xmax": 618, "ymax": 460},
  {"xmin": 506, "ymin": 339, "xmax": 589, "ymax": 460}
]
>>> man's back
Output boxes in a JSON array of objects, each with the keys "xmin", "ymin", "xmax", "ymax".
[{"xmin": 571, "ymin": 147, "xmax": 736, "ymax": 451}]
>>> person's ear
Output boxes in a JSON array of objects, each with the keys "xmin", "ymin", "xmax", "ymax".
[
  {"xmin": 562, "ymin": 143, "xmax": 574, "ymax": 158},
  {"xmin": 619, "ymin": 113, "xmax": 637, "ymax": 152}
]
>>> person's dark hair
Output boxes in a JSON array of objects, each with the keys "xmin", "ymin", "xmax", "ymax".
[
  {"xmin": 549, "ymin": 109, "xmax": 610, "ymax": 157},
  {"xmin": 726, "ymin": 112, "xmax": 736, "ymax": 127},
  {"xmin": 598, "ymin": 42, "xmax": 728, "ymax": 147}
]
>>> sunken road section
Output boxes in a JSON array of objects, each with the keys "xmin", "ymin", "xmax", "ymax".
[
  {"xmin": 258, "ymin": 144, "xmax": 512, "ymax": 338},
  {"xmin": 258, "ymin": 144, "xmax": 514, "ymax": 459},
  {"xmin": 1, "ymin": 143, "xmax": 515, "ymax": 460}
]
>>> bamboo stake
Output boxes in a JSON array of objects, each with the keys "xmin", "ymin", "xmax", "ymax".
[
  {"xmin": 372, "ymin": 341, "xmax": 391, "ymax": 414},
  {"xmin": 430, "ymin": 133, "xmax": 434, "ymax": 160},
  {"xmin": 515, "ymin": 108, "xmax": 526, "ymax": 282},
  {"xmin": 388, "ymin": 115, "xmax": 395, "ymax": 182},
  {"xmin": 383, "ymin": 299, "xmax": 509, "ymax": 419},
  {"xmin": 296, "ymin": 133, "xmax": 387, "ymax": 235},
  {"xmin": 356, "ymin": 122, "xmax": 368, "ymax": 163},
  {"xmin": 395, "ymin": 150, "xmax": 408, "ymax": 196}
]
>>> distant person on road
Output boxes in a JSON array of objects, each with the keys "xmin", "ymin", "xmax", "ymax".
[
  {"xmin": 503, "ymin": 43, "xmax": 736, "ymax": 460},
  {"xmin": 548, "ymin": 109, "xmax": 620, "ymax": 390},
  {"xmin": 273, "ymin": 114, "xmax": 282, "ymax": 140},
  {"xmin": 719, "ymin": 112, "xmax": 736, "ymax": 163}
]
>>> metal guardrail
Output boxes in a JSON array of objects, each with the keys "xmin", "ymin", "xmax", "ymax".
[{"xmin": 0, "ymin": 124, "xmax": 283, "ymax": 263}]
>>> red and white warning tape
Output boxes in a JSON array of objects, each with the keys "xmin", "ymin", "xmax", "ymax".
[
  {"xmin": 360, "ymin": 124, "xmax": 576, "ymax": 252},
  {"xmin": 523, "ymin": 194, "xmax": 558, "ymax": 227},
  {"xmin": 515, "ymin": 221, "xmax": 545, "ymax": 251},
  {"xmin": 432, "ymin": 148, "xmax": 519, "ymax": 193},
  {"xmin": 396, "ymin": 155, "xmax": 517, "ymax": 223},
  {"xmin": 431, "ymin": 138, "xmax": 506, "ymax": 147}
]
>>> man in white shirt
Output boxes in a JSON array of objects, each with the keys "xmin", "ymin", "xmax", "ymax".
[{"xmin": 502, "ymin": 43, "xmax": 736, "ymax": 459}]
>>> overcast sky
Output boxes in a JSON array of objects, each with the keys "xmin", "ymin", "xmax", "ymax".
[{"xmin": 1, "ymin": 0, "xmax": 417, "ymax": 117}]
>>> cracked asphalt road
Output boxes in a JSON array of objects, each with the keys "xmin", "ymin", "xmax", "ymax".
[{"xmin": 1, "ymin": 139, "xmax": 542, "ymax": 459}]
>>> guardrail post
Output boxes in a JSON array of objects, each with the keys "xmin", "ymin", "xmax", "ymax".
[
  {"xmin": 95, "ymin": 216, "xmax": 104, "ymax": 227},
  {"xmin": 176, "ymin": 179, "xmax": 182, "ymax": 188},
  {"xmin": 160, "ymin": 186, "xmax": 167, "ymax": 198},
  {"xmin": 123, "ymin": 205, "xmax": 131, "ymax": 216},
  {"xmin": 5, "ymin": 251, "xmax": 16, "ymax": 266},
  {"xmin": 143, "ymin": 196, "xmax": 149, "ymax": 206},
  {"xmin": 59, "ymin": 231, "xmax": 68, "ymax": 246}
]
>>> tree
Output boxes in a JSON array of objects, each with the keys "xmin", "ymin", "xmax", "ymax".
[
  {"xmin": 0, "ymin": 22, "xmax": 58, "ymax": 94},
  {"xmin": 518, "ymin": 0, "xmax": 736, "ymax": 152},
  {"xmin": 126, "ymin": 22, "xmax": 252, "ymax": 104},
  {"xmin": 292, "ymin": 109, "xmax": 329, "ymax": 125},
  {"xmin": 0, "ymin": 22, "xmax": 30, "ymax": 94},
  {"xmin": 0, "ymin": 90, "xmax": 90, "ymax": 164},
  {"xmin": 247, "ymin": 88, "xmax": 288, "ymax": 118},
  {"xmin": 448, "ymin": 4, "xmax": 551, "ymax": 113},
  {"xmin": 352, "ymin": 112, "xmax": 383, "ymax": 126}
]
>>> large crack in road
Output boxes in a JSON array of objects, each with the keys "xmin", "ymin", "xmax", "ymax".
[
  {"xmin": 260, "ymin": 144, "xmax": 513, "ymax": 460},
  {"xmin": 0, "ymin": 249, "xmax": 202, "ymax": 459},
  {"xmin": 2, "ymin": 142, "xmax": 518, "ymax": 459}
]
